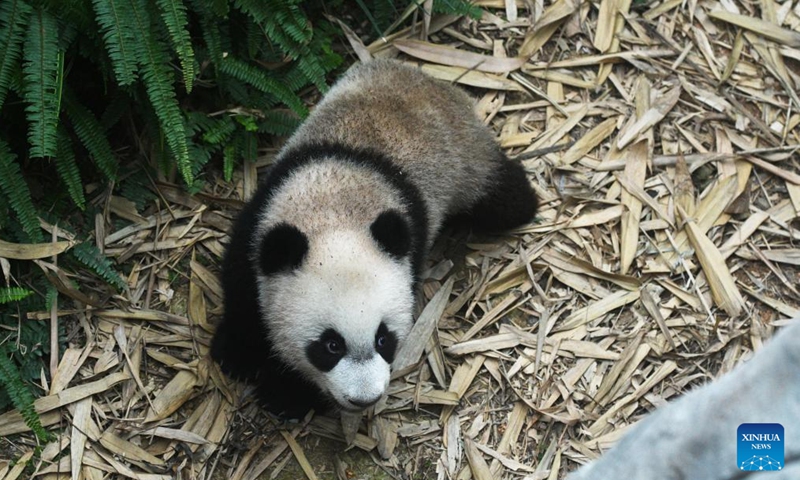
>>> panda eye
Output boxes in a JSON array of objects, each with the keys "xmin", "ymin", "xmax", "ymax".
[
  {"xmin": 325, "ymin": 339, "xmax": 343, "ymax": 355},
  {"xmin": 376, "ymin": 335, "xmax": 386, "ymax": 349}
]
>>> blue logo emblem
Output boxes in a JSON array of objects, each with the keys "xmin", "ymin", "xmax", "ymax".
[{"xmin": 738, "ymin": 423, "xmax": 784, "ymax": 471}]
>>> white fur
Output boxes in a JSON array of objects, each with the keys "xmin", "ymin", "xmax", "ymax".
[
  {"xmin": 256, "ymin": 229, "xmax": 414, "ymax": 409},
  {"xmin": 255, "ymin": 158, "xmax": 407, "ymax": 241},
  {"xmin": 327, "ymin": 355, "xmax": 391, "ymax": 410}
]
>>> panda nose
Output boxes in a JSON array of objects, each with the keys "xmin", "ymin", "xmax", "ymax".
[{"xmin": 347, "ymin": 395, "xmax": 381, "ymax": 408}]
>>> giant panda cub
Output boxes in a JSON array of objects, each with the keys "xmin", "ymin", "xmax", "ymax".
[{"xmin": 212, "ymin": 59, "xmax": 538, "ymax": 418}]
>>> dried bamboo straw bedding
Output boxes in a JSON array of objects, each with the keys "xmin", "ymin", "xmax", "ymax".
[
  {"xmin": 3, "ymin": 1, "xmax": 800, "ymax": 479},
  {"xmin": 569, "ymin": 318, "xmax": 800, "ymax": 479}
]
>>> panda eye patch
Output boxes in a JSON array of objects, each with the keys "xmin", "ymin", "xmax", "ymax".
[
  {"xmin": 306, "ymin": 329, "xmax": 347, "ymax": 372},
  {"xmin": 375, "ymin": 322, "xmax": 398, "ymax": 363}
]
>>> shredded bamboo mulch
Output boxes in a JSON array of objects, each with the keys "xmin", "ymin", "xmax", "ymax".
[{"xmin": 3, "ymin": 1, "xmax": 800, "ymax": 479}]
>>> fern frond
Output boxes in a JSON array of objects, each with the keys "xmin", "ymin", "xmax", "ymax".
[
  {"xmin": 222, "ymin": 143, "xmax": 235, "ymax": 182},
  {"xmin": 0, "ymin": 287, "xmax": 33, "ymax": 304},
  {"xmin": 0, "ymin": 139, "xmax": 42, "ymax": 242},
  {"xmin": 91, "ymin": 0, "xmax": 139, "ymax": 85},
  {"xmin": 241, "ymin": 129, "xmax": 257, "ymax": 162},
  {"xmin": 118, "ymin": 169, "xmax": 156, "ymax": 210},
  {"xmin": 45, "ymin": 284, "xmax": 57, "ymax": 311},
  {"xmin": 433, "ymin": 0, "xmax": 482, "ymax": 18},
  {"xmin": 201, "ymin": 116, "xmax": 236, "ymax": 145},
  {"xmin": 209, "ymin": 0, "xmax": 228, "ymax": 16},
  {"xmin": 185, "ymin": 110, "xmax": 217, "ymax": 135},
  {"xmin": 129, "ymin": 0, "xmax": 191, "ymax": 184},
  {"xmin": 55, "ymin": 127, "xmax": 86, "ymax": 209},
  {"xmin": 23, "ymin": 7, "xmax": 61, "ymax": 158},
  {"xmin": 64, "ymin": 92, "xmax": 118, "ymax": 180},
  {"xmin": 296, "ymin": 54, "xmax": 328, "ymax": 93},
  {"xmin": 71, "ymin": 241, "xmax": 126, "ymax": 290},
  {"xmin": 0, "ymin": 0, "xmax": 32, "ymax": 110},
  {"xmin": 98, "ymin": 91, "xmax": 129, "ymax": 130},
  {"xmin": 190, "ymin": 0, "xmax": 224, "ymax": 64},
  {"xmin": 257, "ymin": 109, "xmax": 300, "ymax": 136},
  {"xmin": 0, "ymin": 343, "xmax": 49, "ymax": 442},
  {"xmin": 135, "ymin": 100, "xmax": 170, "ymax": 174},
  {"xmin": 188, "ymin": 140, "xmax": 211, "ymax": 178},
  {"xmin": 218, "ymin": 57, "xmax": 307, "ymax": 117},
  {"xmin": 155, "ymin": 0, "xmax": 195, "ymax": 92}
]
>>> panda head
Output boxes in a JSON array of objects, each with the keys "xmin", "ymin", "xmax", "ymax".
[{"xmin": 256, "ymin": 210, "xmax": 414, "ymax": 412}]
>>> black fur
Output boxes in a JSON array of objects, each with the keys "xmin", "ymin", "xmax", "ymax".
[
  {"xmin": 259, "ymin": 224, "xmax": 309, "ymax": 275},
  {"xmin": 211, "ymin": 142, "xmax": 428, "ymax": 418},
  {"xmin": 370, "ymin": 210, "xmax": 411, "ymax": 259},
  {"xmin": 306, "ymin": 329, "xmax": 347, "ymax": 372},
  {"xmin": 465, "ymin": 156, "xmax": 538, "ymax": 232},
  {"xmin": 375, "ymin": 321, "xmax": 398, "ymax": 364},
  {"xmin": 211, "ymin": 181, "xmax": 332, "ymax": 417}
]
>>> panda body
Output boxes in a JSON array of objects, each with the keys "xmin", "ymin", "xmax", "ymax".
[{"xmin": 212, "ymin": 60, "xmax": 538, "ymax": 418}]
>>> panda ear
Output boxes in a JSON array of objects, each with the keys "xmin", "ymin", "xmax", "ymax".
[
  {"xmin": 259, "ymin": 224, "xmax": 309, "ymax": 275},
  {"xmin": 370, "ymin": 210, "xmax": 411, "ymax": 259}
]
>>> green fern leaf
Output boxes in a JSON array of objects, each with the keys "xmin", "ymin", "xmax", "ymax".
[
  {"xmin": 241, "ymin": 129, "xmax": 257, "ymax": 163},
  {"xmin": 433, "ymin": 0, "xmax": 482, "ymax": 18},
  {"xmin": 155, "ymin": 0, "xmax": 195, "ymax": 92},
  {"xmin": 222, "ymin": 143, "xmax": 236, "ymax": 182},
  {"xmin": 64, "ymin": 93, "xmax": 118, "ymax": 181},
  {"xmin": 71, "ymin": 241, "xmax": 126, "ymax": 291},
  {"xmin": 0, "ymin": 287, "xmax": 33, "ymax": 304},
  {"xmin": 129, "ymin": 0, "xmax": 192, "ymax": 184},
  {"xmin": 98, "ymin": 91, "xmax": 129, "ymax": 130},
  {"xmin": 188, "ymin": 140, "xmax": 211, "ymax": 178},
  {"xmin": 55, "ymin": 127, "xmax": 86, "ymax": 210},
  {"xmin": 257, "ymin": 110, "xmax": 300, "ymax": 136},
  {"xmin": 0, "ymin": 139, "xmax": 42, "ymax": 242},
  {"xmin": 297, "ymin": 54, "xmax": 328, "ymax": 93},
  {"xmin": 190, "ymin": 0, "xmax": 224, "ymax": 64},
  {"xmin": 45, "ymin": 284, "xmax": 57, "ymax": 311},
  {"xmin": 218, "ymin": 57, "xmax": 307, "ymax": 117},
  {"xmin": 0, "ymin": 343, "xmax": 49, "ymax": 442},
  {"xmin": 91, "ymin": 0, "xmax": 139, "ymax": 85},
  {"xmin": 23, "ymin": 7, "xmax": 61, "ymax": 158},
  {"xmin": 202, "ymin": 116, "xmax": 236, "ymax": 145},
  {"xmin": 0, "ymin": 0, "xmax": 32, "ymax": 110}
]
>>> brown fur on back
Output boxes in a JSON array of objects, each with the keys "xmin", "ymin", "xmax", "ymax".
[{"xmin": 283, "ymin": 60, "xmax": 504, "ymax": 237}]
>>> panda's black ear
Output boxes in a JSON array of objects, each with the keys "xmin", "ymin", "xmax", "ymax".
[
  {"xmin": 370, "ymin": 210, "xmax": 411, "ymax": 259},
  {"xmin": 259, "ymin": 224, "xmax": 308, "ymax": 275}
]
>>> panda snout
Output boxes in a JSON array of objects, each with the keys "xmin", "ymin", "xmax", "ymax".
[{"xmin": 347, "ymin": 394, "xmax": 382, "ymax": 408}]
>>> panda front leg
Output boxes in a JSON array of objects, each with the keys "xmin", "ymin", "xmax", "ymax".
[{"xmin": 467, "ymin": 157, "xmax": 538, "ymax": 232}]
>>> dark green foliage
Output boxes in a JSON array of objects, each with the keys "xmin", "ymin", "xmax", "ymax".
[
  {"xmin": 0, "ymin": 0, "xmax": 32, "ymax": 110},
  {"xmin": 222, "ymin": 143, "xmax": 236, "ymax": 181},
  {"xmin": 71, "ymin": 242, "xmax": 126, "ymax": 291},
  {"xmin": 0, "ymin": 287, "xmax": 33, "ymax": 304},
  {"xmin": 118, "ymin": 168, "xmax": 158, "ymax": 210},
  {"xmin": 432, "ymin": 0, "xmax": 482, "ymax": 18},
  {"xmin": 0, "ymin": 284, "xmax": 59, "ymax": 441},
  {"xmin": 354, "ymin": 0, "xmax": 482, "ymax": 37},
  {"xmin": 0, "ymin": 0, "xmax": 350, "ymax": 237},
  {"xmin": 218, "ymin": 57, "xmax": 308, "ymax": 117},
  {"xmin": 155, "ymin": 0, "xmax": 195, "ymax": 92},
  {"xmin": 55, "ymin": 126, "xmax": 86, "ymax": 210},
  {"xmin": 130, "ymin": 0, "xmax": 193, "ymax": 183},
  {"xmin": 92, "ymin": 0, "xmax": 139, "ymax": 85},
  {"xmin": 0, "ymin": 140, "xmax": 42, "ymax": 242},
  {"xmin": 63, "ymin": 92, "xmax": 118, "ymax": 181},
  {"xmin": 0, "ymin": 342, "xmax": 49, "ymax": 442},
  {"xmin": 23, "ymin": 7, "xmax": 61, "ymax": 159}
]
